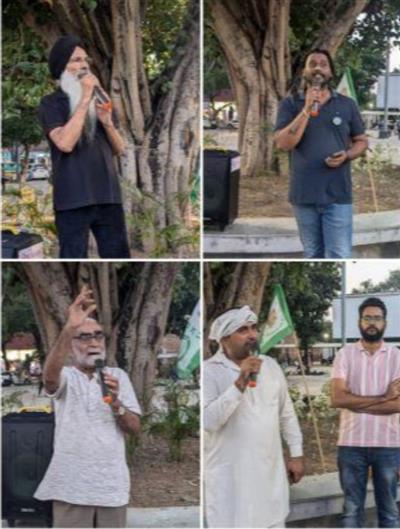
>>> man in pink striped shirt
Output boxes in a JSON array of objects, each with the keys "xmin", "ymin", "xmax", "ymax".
[{"xmin": 331, "ymin": 297, "xmax": 400, "ymax": 528}]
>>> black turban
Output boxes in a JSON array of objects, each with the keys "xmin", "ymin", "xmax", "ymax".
[{"xmin": 48, "ymin": 34, "xmax": 84, "ymax": 80}]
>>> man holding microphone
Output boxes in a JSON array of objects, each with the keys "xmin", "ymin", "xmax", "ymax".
[
  {"xmin": 34, "ymin": 286, "xmax": 141, "ymax": 528},
  {"xmin": 38, "ymin": 34, "xmax": 130, "ymax": 258},
  {"xmin": 203, "ymin": 306, "xmax": 304, "ymax": 528},
  {"xmin": 275, "ymin": 49, "xmax": 368, "ymax": 258}
]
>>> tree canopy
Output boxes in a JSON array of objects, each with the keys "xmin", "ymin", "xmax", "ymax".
[{"xmin": 351, "ymin": 269, "xmax": 400, "ymax": 294}]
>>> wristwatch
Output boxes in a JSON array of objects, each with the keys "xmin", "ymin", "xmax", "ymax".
[{"xmin": 113, "ymin": 404, "xmax": 126, "ymax": 417}]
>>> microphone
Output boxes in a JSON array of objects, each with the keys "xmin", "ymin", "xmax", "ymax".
[
  {"xmin": 93, "ymin": 86, "xmax": 112, "ymax": 110},
  {"xmin": 247, "ymin": 342, "xmax": 260, "ymax": 389},
  {"xmin": 94, "ymin": 359, "xmax": 113, "ymax": 404},
  {"xmin": 310, "ymin": 74, "xmax": 323, "ymax": 117},
  {"xmin": 77, "ymin": 72, "xmax": 112, "ymax": 111}
]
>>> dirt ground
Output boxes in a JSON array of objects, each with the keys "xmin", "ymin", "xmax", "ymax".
[
  {"xmin": 239, "ymin": 166, "xmax": 400, "ymax": 218},
  {"xmin": 300, "ymin": 417, "xmax": 340, "ymax": 475},
  {"xmin": 130, "ymin": 435, "xmax": 200, "ymax": 508}
]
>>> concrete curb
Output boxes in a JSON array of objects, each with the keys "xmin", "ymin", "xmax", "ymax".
[
  {"xmin": 204, "ymin": 210, "xmax": 400, "ymax": 257},
  {"xmin": 2, "ymin": 506, "xmax": 200, "ymax": 528},
  {"xmin": 127, "ymin": 506, "xmax": 200, "ymax": 528},
  {"xmin": 288, "ymin": 471, "xmax": 400, "ymax": 522}
]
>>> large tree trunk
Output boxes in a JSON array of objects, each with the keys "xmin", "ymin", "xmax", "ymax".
[
  {"xmin": 21, "ymin": 0, "xmax": 199, "ymax": 255},
  {"xmin": 209, "ymin": 0, "xmax": 291, "ymax": 177},
  {"xmin": 15, "ymin": 262, "xmax": 179, "ymax": 410},
  {"xmin": 203, "ymin": 262, "xmax": 271, "ymax": 357},
  {"xmin": 116, "ymin": 263, "xmax": 180, "ymax": 408}
]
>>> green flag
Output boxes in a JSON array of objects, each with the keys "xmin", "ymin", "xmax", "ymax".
[
  {"xmin": 177, "ymin": 301, "xmax": 200, "ymax": 379},
  {"xmin": 337, "ymin": 67, "xmax": 358, "ymax": 103},
  {"xmin": 260, "ymin": 284, "xmax": 294, "ymax": 354}
]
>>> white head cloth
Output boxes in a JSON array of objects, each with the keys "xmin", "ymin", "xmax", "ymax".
[{"xmin": 209, "ymin": 305, "xmax": 258, "ymax": 345}]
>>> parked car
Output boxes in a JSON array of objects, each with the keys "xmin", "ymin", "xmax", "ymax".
[
  {"xmin": 2, "ymin": 161, "xmax": 19, "ymax": 181},
  {"xmin": 27, "ymin": 165, "xmax": 50, "ymax": 181},
  {"xmin": 203, "ymin": 117, "xmax": 218, "ymax": 129},
  {"xmin": 226, "ymin": 118, "xmax": 239, "ymax": 129},
  {"xmin": 1, "ymin": 370, "xmax": 32, "ymax": 386},
  {"xmin": 2, "ymin": 371, "xmax": 13, "ymax": 387}
]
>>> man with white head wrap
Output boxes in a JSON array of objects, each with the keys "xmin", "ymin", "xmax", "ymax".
[{"xmin": 204, "ymin": 306, "xmax": 304, "ymax": 528}]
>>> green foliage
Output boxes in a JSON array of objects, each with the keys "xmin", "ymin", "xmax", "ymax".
[
  {"xmin": 290, "ymin": 0, "xmax": 400, "ymax": 102},
  {"xmin": 125, "ymin": 413, "xmax": 153, "ymax": 466},
  {"xmin": 168, "ymin": 264, "xmax": 200, "ymax": 334},
  {"xmin": 2, "ymin": 21, "xmax": 53, "ymax": 149},
  {"xmin": 2, "ymin": 185, "xmax": 57, "ymax": 256},
  {"xmin": 142, "ymin": 0, "xmax": 189, "ymax": 81},
  {"xmin": 1, "ymin": 390, "xmax": 26, "ymax": 416},
  {"xmin": 122, "ymin": 180, "xmax": 199, "ymax": 257},
  {"xmin": 352, "ymin": 269, "xmax": 400, "ymax": 294},
  {"xmin": 264, "ymin": 263, "xmax": 341, "ymax": 360},
  {"xmin": 147, "ymin": 382, "xmax": 199, "ymax": 461},
  {"xmin": 353, "ymin": 142, "xmax": 396, "ymax": 181},
  {"xmin": 2, "ymin": 265, "xmax": 37, "ymax": 342},
  {"xmin": 334, "ymin": 2, "xmax": 400, "ymax": 107},
  {"xmin": 289, "ymin": 382, "xmax": 338, "ymax": 423},
  {"xmin": 203, "ymin": 22, "xmax": 230, "ymax": 99}
]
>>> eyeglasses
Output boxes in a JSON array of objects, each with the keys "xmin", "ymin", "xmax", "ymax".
[
  {"xmin": 361, "ymin": 316, "xmax": 385, "ymax": 323},
  {"xmin": 73, "ymin": 331, "xmax": 105, "ymax": 343},
  {"xmin": 68, "ymin": 56, "xmax": 93, "ymax": 65}
]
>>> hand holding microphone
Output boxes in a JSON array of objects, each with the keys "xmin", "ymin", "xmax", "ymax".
[
  {"xmin": 235, "ymin": 347, "xmax": 262, "ymax": 392},
  {"xmin": 94, "ymin": 359, "xmax": 114, "ymax": 404},
  {"xmin": 247, "ymin": 342, "xmax": 261, "ymax": 388},
  {"xmin": 306, "ymin": 74, "xmax": 323, "ymax": 118},
  {"xmin": 78, "ymin": 72, "xmax": 112, "ymax": 112}
]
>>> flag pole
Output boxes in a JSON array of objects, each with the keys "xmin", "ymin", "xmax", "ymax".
[
  {"xmin": 366, "ymin": 152, "xmax": 379, "ymax": 212},
  {"xmin": 292, "ymin": 331, "xmax": 327, "ymax": 473}
]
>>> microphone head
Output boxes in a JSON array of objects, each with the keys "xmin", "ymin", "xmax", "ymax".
[
  {"xmin": 94, "ymin": 359, "xmax": 105, "ymax": 369},
  {"xmin": 250, "ymin": 341, "xmax": 261, "ymax": 355}
]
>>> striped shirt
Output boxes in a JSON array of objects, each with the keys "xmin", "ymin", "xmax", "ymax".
[{"xmin": 331, "ymin": 340, "xmax": 400, "ymax": 447}]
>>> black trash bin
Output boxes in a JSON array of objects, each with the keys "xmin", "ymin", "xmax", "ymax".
[
  {"xmin": 2, "ymin": 231, "xmax": 44, "ymax": 259},
  {"xmin": 203, "ymin": 149, "xmax": 240, "ymax": 230},
  {"xmin": 2, "ymin": 411, "xmax": 55, "ymax": 527}
]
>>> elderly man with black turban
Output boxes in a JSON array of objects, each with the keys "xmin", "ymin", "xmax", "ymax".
[
  {"xmin": 204, "ymin": 306, "xmax": 304, "ymax": 528},
  {"xmin": 38, "ymin": 35, "xmax": 130, "ymax": 258}
]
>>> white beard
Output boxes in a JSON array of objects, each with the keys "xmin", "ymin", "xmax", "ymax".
[{"xmin": 60, "ymin": 70, "xmax": 98, "ymax": 142}]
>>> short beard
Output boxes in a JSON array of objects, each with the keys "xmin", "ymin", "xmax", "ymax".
[
  {"xmin": 303, "ymin": 73, "xmax": 331, "ymax": 90},
  {"xmin": 60, "ymin": 70, "xmax": 97, "ymax": 142},
  {"xmin": 359, "ymin": 325, "xmax": 385, "ymax": 343},
  {"xmin": 72, "ymin": 346, "xmax": 106, "ymax": 370}
]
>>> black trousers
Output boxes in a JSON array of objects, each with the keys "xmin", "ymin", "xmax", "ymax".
[{"xmin": 55, "ymin": 204, "xmax": 130, "ymax": 258}]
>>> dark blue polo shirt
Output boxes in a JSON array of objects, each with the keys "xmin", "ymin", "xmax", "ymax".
[
  {"xmin": 275, "ymin": 90, "xmax": 365, "ymax": 206},
  {"xmin": 38, "ymin": 89, "xmax": 122, "ymax": 212}
]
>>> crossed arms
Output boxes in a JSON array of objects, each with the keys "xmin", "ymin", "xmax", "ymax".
[{"xmin": 331, "ymin": 378, "xmax": 400, "ymax": 415}]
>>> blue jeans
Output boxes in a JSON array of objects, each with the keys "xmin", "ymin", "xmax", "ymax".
[
  {"xmin": 292, "ymin": 203, "xmax": 353, "ymax": 258},
  {"xmin": 338, "ymin": 446, "xmax": 400, "ymax": 528}
]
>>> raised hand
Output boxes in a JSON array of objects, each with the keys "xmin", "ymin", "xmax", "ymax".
[{"xmin": 66, "ymin": 285, "xmax": 97, "ymax": 329}]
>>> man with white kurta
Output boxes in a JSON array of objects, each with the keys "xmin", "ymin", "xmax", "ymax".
[
  {"xmin": 34, "ymin": 286, "xmax": 141, "ymax": 528},
  {"xmin": 204, "ymin": 306, "xmax": 304, "ymax": 528}
]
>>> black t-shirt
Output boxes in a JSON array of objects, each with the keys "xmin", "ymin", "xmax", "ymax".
[
  {"xmin": 275, "ymin": 91, "xmax": 365, "ymax": 206},
  {"xmin": 38, "ymin": 89, "xmax": 122, "ymax": 211}
]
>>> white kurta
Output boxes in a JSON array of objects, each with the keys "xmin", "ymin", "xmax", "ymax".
[{"xmin": 204, "ymin": 351, "xmax": 303, "ymax": 528}]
